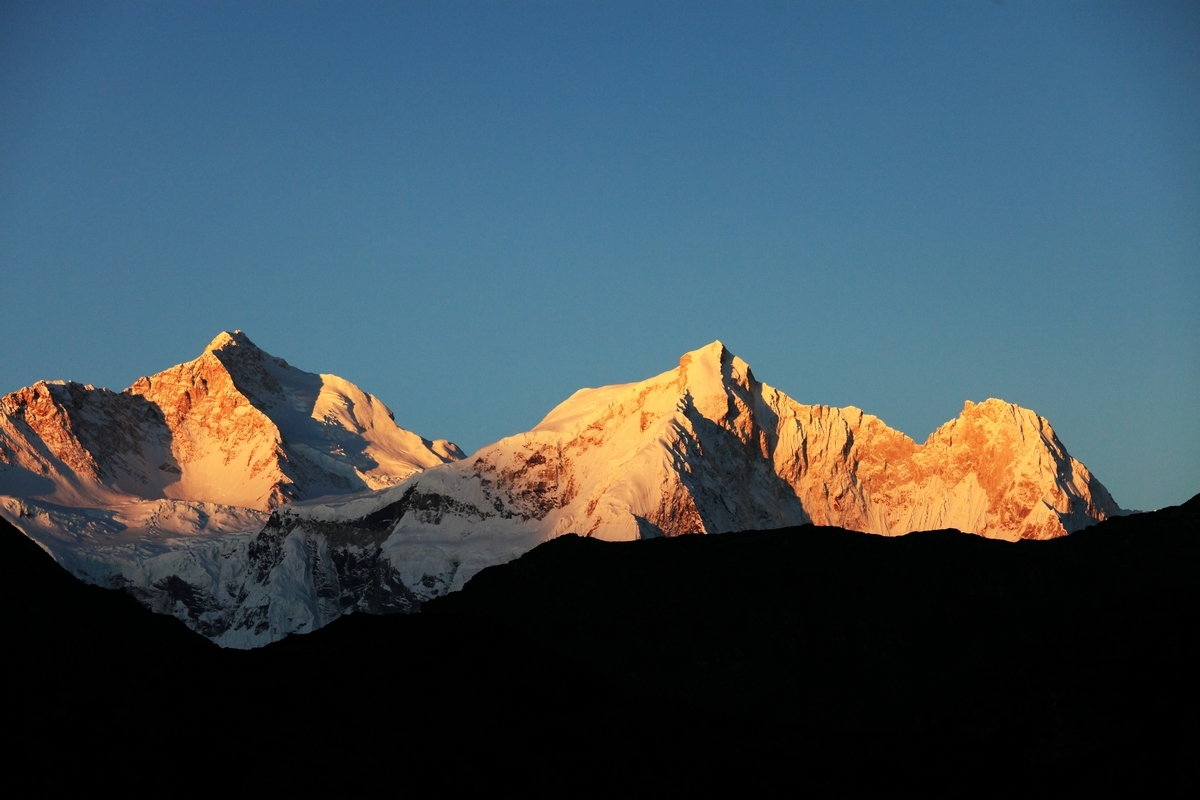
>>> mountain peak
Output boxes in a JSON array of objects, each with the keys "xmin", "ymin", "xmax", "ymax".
[
  {"xmin": 676, "ymin": 340, "xmax": 760, "ymax": 407},
  {"xmin": 957, "ymin": 398, "xmax": 1045, "ymax": 430},
  {"xmin": 678, "ymin": 340, "xmax": 731, "ymax": 378},
  {"xmin": 0, "ymin": 331, "xmax": 463, "ymax": 513},
  {"xmin": 204, "ymin": 330, "xmax": 261, "ymax": 357},
  {"xmin": 964, "ymin": 398, "xmax": 1014, "ymax": 412},
  {"xmin": 680, "ymin": 340, "xmax": 729, "ymax": 368}
]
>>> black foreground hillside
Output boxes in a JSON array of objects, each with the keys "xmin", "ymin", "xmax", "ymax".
[{"xmin": 6, "ymin": 496, "xmax": 1197, "ymax": 792}]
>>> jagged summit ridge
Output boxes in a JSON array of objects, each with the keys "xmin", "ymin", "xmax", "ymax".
[{"xmin": 353, "ymin": 341, "xmax": 1121, "ymax": 561}]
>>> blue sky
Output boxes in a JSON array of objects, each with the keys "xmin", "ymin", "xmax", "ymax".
[{"xmin": 1, "ymin": 1, "xmax": 1197, "ymax": 510}]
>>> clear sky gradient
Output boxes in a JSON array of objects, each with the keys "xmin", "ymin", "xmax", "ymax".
[{"xmin": 2, "ymin": 1, "xmax": 1197, "ymax": 511}]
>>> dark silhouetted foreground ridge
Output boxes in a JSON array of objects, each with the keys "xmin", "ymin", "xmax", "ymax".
[{"xmin": 6, "ymin": 495, "xmax": 1197, "ymax": 791}]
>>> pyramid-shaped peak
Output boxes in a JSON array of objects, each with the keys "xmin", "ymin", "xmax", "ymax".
[
  {"xmin": 675, "ymin": 340, "xmax": 760, "ymax": 401},
  {"xmin": 694, "ymin": 340, "xmax": 729, "ymax": 360},
  {"xmin": 195, "ymin": 330, "xmax": 284, "ymax": 400},
  {"xmin": 204, "ymin": 330, "xmax": 260, "ymax": 354},
  {"xmin": 678, "ymin": 340, "xmax": 731, "ymax": 370}
]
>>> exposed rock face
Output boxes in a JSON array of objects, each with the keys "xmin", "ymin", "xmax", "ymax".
[
  {"xmin": 361, "ymin": 341, "xmax": 1122, "ymax": 551},
  {"xmin": 0, "ymin": 331, "xmax": 463, "ymax": 511},
  {"xmin": 0, "ymin": 338, "xmax": 1126, "ymax": 647},
  {"xmin": 870, "ymin": 400, "xmax": 1120, "ymax": 540},
  {"xmin": 113, "ymin": 512, "xmax": 427, "ymax": 644},
  {"xmin": 0, "ymin": 381, "xmax": 162, "ymax": 496}
]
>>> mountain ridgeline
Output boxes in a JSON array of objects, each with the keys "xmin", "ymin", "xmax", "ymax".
[{"xmin": 1, "ymin": 333, "xmax": 1128, "ymax": 646}]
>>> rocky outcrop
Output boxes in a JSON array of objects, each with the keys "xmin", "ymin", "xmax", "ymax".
[{"xmin": 0, "ymin": 381, "xmax": 163, "ymax": 494}]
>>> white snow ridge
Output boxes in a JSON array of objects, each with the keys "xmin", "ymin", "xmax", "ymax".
[{"xmin": 1, "ymin": 335, "xmax": 1126, "ymax": 648}]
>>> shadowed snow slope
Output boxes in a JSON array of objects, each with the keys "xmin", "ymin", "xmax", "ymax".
[{"xmin": 0, "ymin": 339, "xmax": 1125, "ymax": 647}]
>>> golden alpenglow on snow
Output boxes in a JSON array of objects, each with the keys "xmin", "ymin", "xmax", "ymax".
[
  {"xmin": 359, "ymin": 340, "xmax": 1121, "ymax": 548},
  {"xmin": 0, "ymin": 332, "xmax": 462, "ymax": 537},
  {"xmin": 0, "ymin": 337, "xmax": 1125, "ymax": 647}
]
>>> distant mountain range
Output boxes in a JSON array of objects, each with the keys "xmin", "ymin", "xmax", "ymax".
[{"xmin": 0, "ymin": 332, "xmax": 1127, "ymax": 646}]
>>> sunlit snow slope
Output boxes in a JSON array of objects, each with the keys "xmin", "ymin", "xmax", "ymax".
[
  {"xmin": 0, "ymin": 338, "xmax": 1125, "ymax": 648},
  {"xmin": 215, "ymin": 340, "xmax": 1124, "ymax": 647},
  {"xmin": 0, "ymin": 331, "xmax": 461, "ymax": 565},
  {"xmin": 0, "ymin": 331, "xmax": 462, "ymax": 514},
  {"xmin": 333, "ymin": 340, "xmax": 1122, "ymax": 547}
]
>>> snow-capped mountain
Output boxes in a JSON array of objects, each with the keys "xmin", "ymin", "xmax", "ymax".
[
  {"xmin": 0, "ymin": 331, "xmax": 463, "ymax": 622},
  {"xmin": 199, "ymin": 340, "xmax": 1124, "ymax": 646},
  {"xmin": 292, "ymin": 338, "xmax": 1123, "ymax": 575},
  {"xmin": 0, "ymin": 331, "xmax": 463, "ymax": 512},
  {"xmin": 0, "ymin": 338, "xmax": 1126, "ymax": 648},
  {"xmin": 325, "ymin": 340, "xmax": 1119, "ymax": 539}
]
